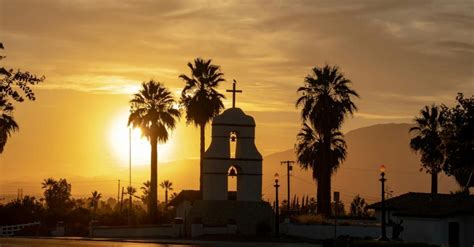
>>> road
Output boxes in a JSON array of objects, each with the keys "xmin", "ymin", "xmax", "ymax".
[{"xmin": 0, "ymin": 237, "xmax": 320, "ymax": 247}]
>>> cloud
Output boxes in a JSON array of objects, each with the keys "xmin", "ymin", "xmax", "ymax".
[{"xmin": 1, "ymin": 0, "xmax": 472, "ymax": 117}]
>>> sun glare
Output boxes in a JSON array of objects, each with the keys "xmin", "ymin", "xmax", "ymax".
[{"xmin": 108, "ymin": 110, "xmax": 175, "ymax": 167}]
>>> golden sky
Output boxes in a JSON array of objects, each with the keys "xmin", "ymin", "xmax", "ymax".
[{"xmin": 0, "ymin": 0, "xmax": 473, "ymax": 200}]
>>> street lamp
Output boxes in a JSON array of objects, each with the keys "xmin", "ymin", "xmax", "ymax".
[
  {"xmin": 274, "ymin": 173, "xmax": 280, "ymax": 237},
  {"xmin": 379, "ymin": 165, "xmax": 388, "ymax": 241}
]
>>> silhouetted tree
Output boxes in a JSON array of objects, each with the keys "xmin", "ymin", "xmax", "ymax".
[
  {"xmin": 159, "ymin": 180, "xmax": 173, "ymax": 207},
  {"xmin": 140, "ymin": 180, "xmax": 151, "ymax": 209},
  {"xmin": 0, "ymin": 97, "xmax": 17, "ymax": 153},
  {"xmin": 410, "ymin": 105, "xmax": 444, "ymax": 194},
  {"xmin": 331, "ymin": 201, "xmax": 345, "ymax": 216},
  {"xmin": 296, "ymin": 123, "xmax": 347, "ymax": 216},
  {"xmin": 89, "ymin": 191, "xmax": 102, "ymax": 213},
  {"xmin": 41, "ymin": 178, "xmax": 72, "ymax": 223},
  {"xmin": 296, "ymin": 65, "xmax": 358, "ymax": 216},
  {"xmin": 179, "ymin": 58, "xmax": 225, "ymax": 193},
  {"xmin": 0, "ymin": 196, "xmax": 44, "ymax": 225},
  {"xmin": 126, "ymin": 186, "xmax": 137, "ymax": 197},
  {"xmin": 0, "ymin": 42, "xmax": 44, "ymax": 153},
  {"xmin": 440, "ymin": 93, "xmax": 473, "ymax": 191},
  {"xmin": 350, "ymin": 194, "xmax": 369, "ymax": 218},
  {"xmin": 128, "ymin": 80, "xmax": 180, "ymax": 220}
]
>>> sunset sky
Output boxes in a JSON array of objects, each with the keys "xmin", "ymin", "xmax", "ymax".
[{"xmin": 0, "ymin": 1, "xmax": 472, "ymax": 201}]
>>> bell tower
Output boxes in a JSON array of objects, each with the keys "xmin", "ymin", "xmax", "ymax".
[{"xmin": 202, "ymin": 81, "xmax": 262, "ymax": 201}]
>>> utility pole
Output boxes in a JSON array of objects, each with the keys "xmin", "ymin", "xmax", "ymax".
[
  {"xmin": 117, "ymin": 179, "xmax": 120, "ymax": 203},
  {"xmin": 274, "ymin": 173, "xmax": 280, "ymax": 237},
  {"xmin": 280, "ymin": 160, "xmax": 294, "ymax": 214},
  {"xmin": 120, "ymin": 187, "xmax": 124, "ymax": 214}
]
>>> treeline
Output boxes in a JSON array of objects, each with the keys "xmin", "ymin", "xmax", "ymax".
[
  {"xmin": 0, "ymin": 178, "xmax": 176, "ymax": 236},
  {"xmin": 276, "ymin": 194, "xmax": 372, "ymax": 219},
  {"xmin": 410, "ymin": 93, "xmax": 473, "ymax": 193}
]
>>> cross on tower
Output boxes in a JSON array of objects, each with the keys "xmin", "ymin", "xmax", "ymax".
[{"xmin": 226, "ymin": 79, "xmax": 242, "ymax": 108}]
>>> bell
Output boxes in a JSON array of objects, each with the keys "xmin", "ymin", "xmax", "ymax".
[
  {"xmin": 228, "ymin": 167, "xmax": 237, "ymax": 177},
  {"xmin": 230, "ymin": 135, "xmax": 236, "ymax": 142}
]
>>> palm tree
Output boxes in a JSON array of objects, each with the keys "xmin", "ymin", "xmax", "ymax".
[
  {"xmin": 296, "ymin": 123, "xmax": 347, "ymax": 216},
  {"xmin": 296, "ymin": 65, "xmax": 357, "ymax": 216},
  {"xmin": 409, "ymin": 104, "xmax": 444, "ymax": 194},
  {"xmin": 159, "ymin": 180, "xmax": 173, "ymax": 206},
  {"xmin": 296, "ymin": 65, "xmax": 358, "ymax": 133},
  {"xmin": 179, "ymin": 58, "xmax": 225, "ymax": 193},
  {"xmin": 128, "ymin": 80, "xmax": 180, "ymax": 219},
  {"xmin": 0, "ymin": 96, "xmax": 18, "ymax": 153},
  {"xmin": 89, "ymin": 190, "xmax": 102, "ymax": 212},
  {"xmin": 141, "ymin": 180, "xmax": 151, "ymax": 207}
]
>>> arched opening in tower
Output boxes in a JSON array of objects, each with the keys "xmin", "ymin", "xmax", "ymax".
[
  {"xmin": 228, "ymin": 165, "xmax": 239, "ymax": 200},
  {"xmin": 229, "ymin": 131, "xmax": 237, "ymax": 159}
]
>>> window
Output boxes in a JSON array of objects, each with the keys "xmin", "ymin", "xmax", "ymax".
[{"xmin": 229, "ymin": 131, "xmax": 237, "ymax": 159}]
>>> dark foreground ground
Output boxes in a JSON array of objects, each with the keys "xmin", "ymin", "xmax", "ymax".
[{"xmin": 0, "ymin": 237, "xmax": 320, "ymax": 247}]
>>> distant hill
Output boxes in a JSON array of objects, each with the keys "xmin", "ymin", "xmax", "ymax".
[
  {"xmin": 261, "ymin": 123, "xmax": 459, "ymax": 205},
  {"xmin": 1, "ymin": 123, "xmax": 460, "ymax": 206}
]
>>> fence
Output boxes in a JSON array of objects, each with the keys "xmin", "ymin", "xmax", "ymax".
[{"xmin": 0, "ymin": 222, "xmax": 41, "ymax": 236}]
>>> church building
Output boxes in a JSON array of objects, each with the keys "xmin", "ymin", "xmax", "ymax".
[{"xmin": 169, "ymin": 82, "xmax": 273, "ymax": 236}]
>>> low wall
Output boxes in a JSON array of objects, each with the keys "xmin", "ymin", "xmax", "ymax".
[
  {"xmin": 282, "ymin": 223, "xmax": 392, "ymax": 240},
  {"xmin": 91, "ymin": 224, "xmax": 183, "ymax": 238},
  {"xmin": 0, "ymin": 222, "xmax": 41, "ymax": 236},
  {"xmin": 191, "ymin": 224, "xmax": 237, "ymax": 237}
]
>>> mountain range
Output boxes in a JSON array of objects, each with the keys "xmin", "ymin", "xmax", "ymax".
[{"xmin": 0, "ymin": 123, "xmax": 460, "ymax": 205}]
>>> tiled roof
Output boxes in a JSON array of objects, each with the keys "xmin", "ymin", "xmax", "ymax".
[{"xmin": 367, "ymin": 192, "xmax": 474, "ymax": 218}]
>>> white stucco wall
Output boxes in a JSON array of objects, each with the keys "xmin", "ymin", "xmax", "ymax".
[
  {"xmin": 175, "ymin": 200, "xmax": 192, "ymax": 219},
  {"xmin": 91, "ymin": 225, "xmax": 179, "ymax": 238},
  {"xmin": 203, "ymin": 108, "xmax": 263, "ymax": 202},
  {"xmin": 391, "ymin": 215, "xmax": 474, "ymax": 247},
  {"xmin": 283, "ymin": 223, "xmax": 392, "ymax": 240},
  {"xmin": 395, "ymin": 217, "xmax": 444, "ymax": 244},
  {"xmin": 463, "ymin": 215, "xmax": 474, "ymax": 247}
]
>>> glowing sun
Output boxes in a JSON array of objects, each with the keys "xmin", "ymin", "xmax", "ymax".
[{"xmin": 108, "ymin": 110, "xmax": 175, "ymax": 167}]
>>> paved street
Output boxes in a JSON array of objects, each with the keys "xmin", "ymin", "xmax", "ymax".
[{"xmin": 0, "ymin": 237, "xmax": 320, "ymax": 247}]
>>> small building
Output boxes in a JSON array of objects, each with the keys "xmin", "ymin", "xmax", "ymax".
[
  {"xmin": 168, "ymin": 190, "xmax": 236, "ymax": 220},
  {"xmin": 368, "ymin": 192, "xmax": 474, "ymax": 247}
]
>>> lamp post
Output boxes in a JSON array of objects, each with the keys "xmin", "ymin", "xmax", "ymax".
[
  {"xmin": 274, "ymin": 173, "xmax": 280, "ymax": 237},
  {"xmin": 379, "ymin": 165, "xmax": 388, "ymax": 241}
]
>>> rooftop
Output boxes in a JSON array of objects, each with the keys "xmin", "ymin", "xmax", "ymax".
[
  {"xmin": 368, "ymin": 192, "xmax": 474, "ymax": 218},
  {"xmin": 168, "ymin": 190, "xmax": 237, "ymax": 207}
]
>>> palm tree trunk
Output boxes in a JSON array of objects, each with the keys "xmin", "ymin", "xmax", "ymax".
[
  {"xmin": 318, "ymin": 138, "xmax": 332, "ymax": 217},
  {"xmin": 431, "ymin": 171, "xmax": 438, "ymax": 194},
  {"xmin": 200, "ymin": 124, "xmax": 205, "ymax": 196},
  {"xmin": 319, "ymin": 164, "xmax": 332, "ymax": 216},
  {"xmin": 316, "ymin": 178, "xmax": 322, "ymax": 215},
  {"xmin": 150, "ymin": 137, "xmax": 158, "ymax": 220},
  {"xmin": 165, "ymin": 189, "xmax": 168, "ymax": 207}
]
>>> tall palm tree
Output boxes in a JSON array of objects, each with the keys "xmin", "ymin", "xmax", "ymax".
[
  {"xmin": 89, "ymin": 190, "xmax": 102, "ymax": 213},
  {"xmin": 159, "ymin": 180, "xmax": 173, "ymax": 207},
  {"xmin": 409, "ymin": 104, "xmax": 444, "ymax": 194},
  {"xmin": 296, "ymin": 123, "xmax": 347, "ymax": 216},
  {"xmin": 179, "ymin": 58, "xmax": 225, "ymax": 193},
  {"xmin": 296, "ymin": 65, "xmax": 358, "ymax": 216},
  {"xmin": 296, "ymin": 65, "xmax": 358, "ymax": 133},
  {"xmin": 0, "ymin": 96, "xmax": 18, "ymax": 153},
  {"xmin": 128, "ymin": 80, "xmax": 180, "ymax": 219}
]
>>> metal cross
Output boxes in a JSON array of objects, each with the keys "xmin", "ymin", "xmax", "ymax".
[{"xmin": 226, "ymin": 79, "xmax": 242, "ymax": 108}]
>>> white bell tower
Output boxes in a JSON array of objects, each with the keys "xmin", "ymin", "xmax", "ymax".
[{"xmin": 202, "ymin": 82, "xmax": 262, "ymax": 201}]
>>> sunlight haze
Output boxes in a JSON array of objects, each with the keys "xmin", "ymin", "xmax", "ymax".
[{"xmin": 0, "ymin": 0, "xmax": 472, "ymax": 204}]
